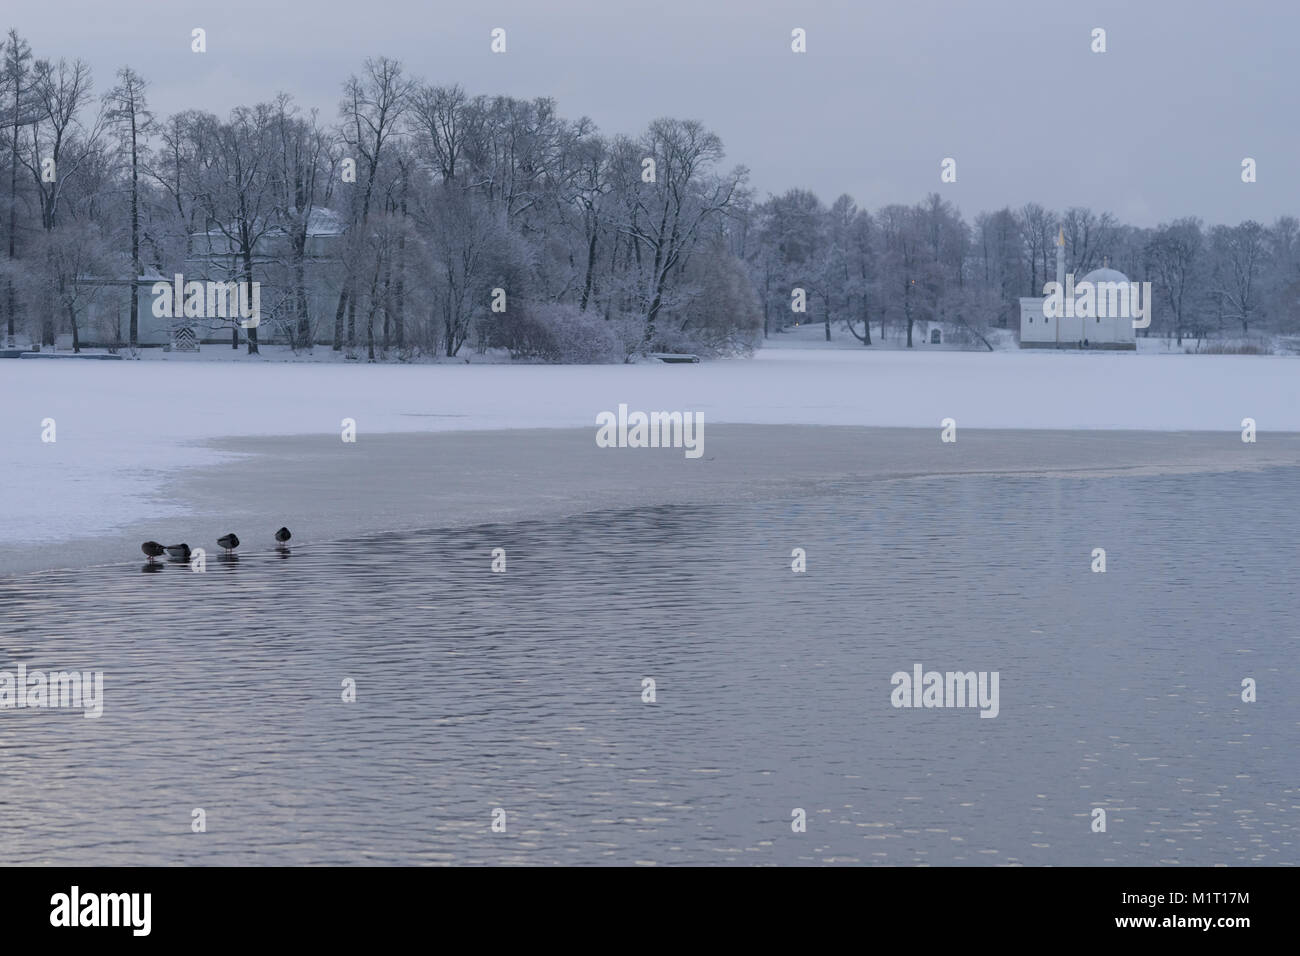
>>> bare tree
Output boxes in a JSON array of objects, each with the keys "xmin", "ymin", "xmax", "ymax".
[
  {"xmin": 26, "ymin": 58, "xmax": 101, "ymax": 230},
  {"xmin": 409, "ymin": 82, "xmax": 471, "ymax": 184},
  {"xmin": 335, "ymin": 56, "xmax": 412, "ymax": 351},
  {"xmin": 878, "ymin": 203, "xmax": 927, "ymax": 347},
  {"xmin": 414, "ymin": 184, "xmax": 523, "ymax": 357},
  {"xmin": 104, "ymin": 66, "xmax": 151, "ymax": 346},
  {"xmin": 844, "ymin": 207, "xmax": 875, "ymax": 345},
  {"xmin": 2, "ymin": 30, "xmax": 34, "ymax": 344},
  {"xmin": 1063, "ymin": 207, "xmax": 1118, "ymax": 275},
  {"xmin": 268, "ymin": 95, "xmax": 334, "ymax": 350},
  {"xmin": 622, "ymin": 118, "xmax": 747, "ymax": 346},
  {"xmin": 147, "ymin": 110, "xmax": 211, "ymax": 262},
  {"xmin": 1148, "ymin": 218, "xmax": 1204, "ymax": 345},
  {"xmin": 1210, "ymin": 221, "xmax": 1266, "ymax": 334},
  {"xmin": 193, "ymin": 104, "xmax": 277, "ymax": 353},
  {"xmin": 1017, "ymin": 202, "xmax": 1053, "ymax": 296}
]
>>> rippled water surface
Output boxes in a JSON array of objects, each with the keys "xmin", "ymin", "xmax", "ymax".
[{"xmin": 1, "ymin": 468, "xmax": 1297, "ymax": 865}]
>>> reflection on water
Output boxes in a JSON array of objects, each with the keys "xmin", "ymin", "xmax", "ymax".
[{"xmin": 0, "ymin": 468, "xmax": 1297, "ymax": 865}]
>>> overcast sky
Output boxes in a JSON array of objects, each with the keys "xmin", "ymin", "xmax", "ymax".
[{"xmin": 7, "ymin": 0, "xmax": 1296, "ymax": 226}]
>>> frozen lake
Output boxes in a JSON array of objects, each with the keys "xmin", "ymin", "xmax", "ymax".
[
  {"xmin": 1, "ymin": 465, "xmax": 1296, "ymax": 865},
  {"xmin": 4, "ymin": 348, "xmax": 1300, "ymax": 559}
]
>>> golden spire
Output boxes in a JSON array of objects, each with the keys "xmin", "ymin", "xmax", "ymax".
[{"xmin": 1057, "ymin": 227, "xmax": 1065, "ymax": 247}]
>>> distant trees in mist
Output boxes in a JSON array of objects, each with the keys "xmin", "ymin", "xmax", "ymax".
[
  {"xmin": 753, "ymin": 195, "xmax": 1300, "ymax": 349},
  {"xmin": 0, "ymin": 30, "xmax": 1296, "ymax": 359}
]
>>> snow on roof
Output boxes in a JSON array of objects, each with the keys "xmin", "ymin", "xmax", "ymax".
[
  {"xmin": 1079, "ymin": 267, "xmax": 1130, "ymax": 285},
  {"xmin": 193, "ymin": 207, "xmax": 347, "ymax": 241},
  {"xmin": 306, "ymin": 207, "xmax": 346, "ymax": 236},
  {"xmin": 73, "ymin": 268, "xmax": 169, "ymax": 284}
]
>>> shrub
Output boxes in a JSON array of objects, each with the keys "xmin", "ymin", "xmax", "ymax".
[
  {"xmin": 484, "ymin": 301, "xmax": 623, "ymax": 363},
  {"xmin": 662, "ymin": 250, "xmax": 763, "ymax": 356},
  {"xmin": 1201, "ymin": 343, "xmax": 1271, "ymax": 355}
]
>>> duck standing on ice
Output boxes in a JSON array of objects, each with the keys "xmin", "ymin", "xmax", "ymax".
[
  {"xmin": 165, "ymin": 543, "xmax": 192, "ymax": 561},
  {"xmin": 274, "ymin": 527, "xmax": 291, "ymax": 545},
  {"xmin": 141, "ymin": 541, "xmax": 165, "ymax": 564},
  {"xmin": 218, "ymin": 533, "xmax": 240, "ymax": 555}
]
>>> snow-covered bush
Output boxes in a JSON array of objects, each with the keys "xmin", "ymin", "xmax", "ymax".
[
  {"xmin": 660, "ymin": 251, "xmax": 763, "ymax": 356},
  {"xmin": 485, "ymin": 301, "xmax": 623, "ymax": 363}
]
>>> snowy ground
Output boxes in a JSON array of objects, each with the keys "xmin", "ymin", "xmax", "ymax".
[
  {"xmin": 768, "ymin": 321, "xmax": 1299, "ymax": 354},
  {"xmin": 2, "ymin": 347, "xmax": 1298, "ymax": 568},
  {"xmin": 766, "ymin": 321, "xmax": 1020, "ymax": 351}
]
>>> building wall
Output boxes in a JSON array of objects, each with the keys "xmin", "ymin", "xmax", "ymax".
[
  {"xmin": 1020, "ymin": 296, "xmax": 1138, "ymax": 349},
  {"xmin": 80, "ymin": 281, "xmax": 171, "ymax": 346},
  {"xmin": 80, "ymin": 280, "xmax": 261, "ymax": 347},
  {"xmin": 1019, "ymin": 297, "xmax": 1056, "ymax": 344}
]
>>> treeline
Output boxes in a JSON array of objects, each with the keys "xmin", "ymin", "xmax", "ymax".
[
  {"xmin": 761, "ymin": 195, "xmax": 1300, "ymax": 347},
  {"xmin": 0, "ymin": 30, "xmax": 1296, "ymax": 360}
]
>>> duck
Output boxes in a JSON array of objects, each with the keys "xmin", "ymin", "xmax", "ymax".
[
  {"xmin": 217, "ymin": 533, "xmax": 240, "ymax": 554},
  {"xmin": 275, "ymin": 527, "xmax": 292, "ymax": 545},
  {"xmin": 165, "ymin": 543, "xmax": 192, "ymax": 560},
  {"xmin": 141, "ymin": 541, "xmax": 166, "ymax": 564}
]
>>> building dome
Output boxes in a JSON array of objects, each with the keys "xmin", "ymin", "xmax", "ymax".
[{"xmin": 1079, "ymin": 266, "xmax": 1129, "ymax": 285}]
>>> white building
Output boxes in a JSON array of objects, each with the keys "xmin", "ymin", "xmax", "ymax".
[
  {"xmin": 181, "ymin": 207, "xmax": 347, "ymax": 345},
  {"xmin": 79, "ymin": 270, "xmax": 172, "ymax": 347},
  {"xmin": 72, "ymin": 208, "xmax": 347, "ymax": 348},
  {"xmin": 1019, "ymin": 228, "xmax": 1137, "ymax": 350}
]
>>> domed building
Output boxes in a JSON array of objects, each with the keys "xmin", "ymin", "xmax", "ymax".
[
  {"xmin": 1019, "ymin": 229, "xmax": 1138, "ymax": 350},
  {"xmin": 1078, "ymin": 266, "xmax": 1130, "ymax": 285}
]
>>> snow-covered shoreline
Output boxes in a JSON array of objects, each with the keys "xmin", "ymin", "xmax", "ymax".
[
  {"xmin": 2, "ymin": 348, "xmax": 1298, "ymax": 573},
  {"xmin": 6, "ymin": 423, "xmax": 1299, "ymax": 577}
]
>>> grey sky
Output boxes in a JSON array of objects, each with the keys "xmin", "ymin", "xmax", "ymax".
[{"xmin": 9, "ymin": 0, "xmax": 1296, "ymax": 226}]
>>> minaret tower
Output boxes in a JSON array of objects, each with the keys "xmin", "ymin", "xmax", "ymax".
[
  {"xmin": 1056, "ymin": 226, "xmax": 1065, "ymax": 289},
  {"xmin": 1055, "ymin": 226, "xmax": 1065, "ymax": 346}
]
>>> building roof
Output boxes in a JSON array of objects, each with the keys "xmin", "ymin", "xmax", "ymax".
[
  {"xmin": 192, "ymin": 207, "xmax": 347, "ymax": 242},
  {"xmin": 1079, "ymin": 267, "xmax": 1130, "ymax": 285}
]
